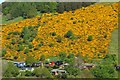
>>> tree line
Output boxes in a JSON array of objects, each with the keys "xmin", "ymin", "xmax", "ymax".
[{"xmin": 2, "ymin": 2, "xmax": 95, "ymax": 20}]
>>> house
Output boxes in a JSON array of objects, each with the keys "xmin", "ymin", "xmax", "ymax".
[
  {"xmin": 14, "ymin": 62, "xmax": 26, "ymax": 68},
  {"xmin": 83, "ymin": 63, "xmax": 96, "ymax": 69},
  {"xmin": 20, "ymin": 67, "xmax": 34, "ymax": 72},
  {"xmin": 51, "ymin": 69, "xmax": 66, "ymax": 75},
  {"xmin": 32, "ymin": 62, "xmax": 42, "ymax": 67}
]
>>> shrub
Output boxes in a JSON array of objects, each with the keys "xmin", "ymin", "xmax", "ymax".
[
  {"xmin": 48, "ymin": 43, "xmax": 54, "ymax": 47},
  {"xmin": 58, "ymin": 52, "xmax": 66, "ymax": 59},
  {"xmin": 2, "ymin": 48, "xmax": 6, "ymax": 57},
  {"xmin": 38, "ymin": 42, "xmax": 44, "ymax": 47},
  {"xmin": 56, "ymin": 35, "xmax": 62, "ymax": 43},
  {"xmin": 40, "ymin": 54, "xmax": 45, "ymax": 61},
  {"xmin": 87, "ymin": 35, "xmax": 93, "ymax": 41},
  {"xmin": 104, "ymin": 34, "xmax": 107, "ymax": 38},
  {"xmin": 28, "ymin": 43, "xmax": 34, "ymax": 49},
  {"xmin": 12, "ymin": 31, "xmax": 20, "ymax": 35},
  {"xmin": 24, "ymin": 47, "xmax": 29, "ymax": 54},
  {"xmin": 50, "ymin": 32, "xmax": 56, "ymax": 36},
  {"xmin": 25, "ymin": 71, "xmax": 33, "ymax": 76},
  {"xmin": 65, "ymin": 66, "xmax": 81, "ymax": 77},
  {"xmin": 3, "ymin": 62, "xmax": 19, "ymax": 77},
  {"xmin": 8, "ymin": 32, "xmax": 13, "ymax": 35},
  {"xmin": 64, "ymin": 30, "xmax": 74, "ymax": 38},
  {"xmin": 91, "ymin": 65, "xmax": 117, "ymax": 78},
  {"xmin": 33, "ymin": 67, "xmax": 52, "ymax": 78},
  {"xmin": 25, "ymin": 55, "xmax": 36, "ymax": 66},
  {"xmin": 11, "ymin": 39, "xmax": 16, "ymax": 45},
  {"xmin": 17, "ymin": 44, "xmax": 24, "ymax": 51},
  {"xmin": 6, "ymin": 36, "xmax": 10, "ymax": 39},
  {"xmin": 67, "ymin": 53, "xmax": 74, "ymax": 59},
  {"xmin": 34, "ymin": 47, "xmax": 39, "ymax": 50}
]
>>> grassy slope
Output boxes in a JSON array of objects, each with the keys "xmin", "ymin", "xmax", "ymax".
[
  {"xmin": 109, "ymin": 29, "xmax": 118, "ymax": 55},
  {"xmin": 1, "ymin": 15, "xmax": 23, "ymax": 24}
]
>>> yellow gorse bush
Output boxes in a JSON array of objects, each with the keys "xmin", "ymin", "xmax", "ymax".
[{"xmin": 2, "ymin": 3, "xmax": 118, "ymax": 62}]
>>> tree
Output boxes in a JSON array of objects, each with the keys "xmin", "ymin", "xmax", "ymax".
[
  {"xmin": 33, "ymin": 67, "xmax": 52, "ymax": 78},
  {"xmin": 3, "ymin": 62, "xmax": 19, "ymax": 77},
  {"xmin": 9, "ymin": 2, "xmax": 37, "ymax": 19},
  {"xmin": 57, "ymin": 2, "xmax": 65, "ymax": 13},
  {"xmin": 65, "ymin": 66, "xmax": 81, "ymax": 77},
  {"xmin": 25, "ymin": 55, "xmax": 36, "ymax": 66},
  {"xmin": 35, "ymin": 2, "xmax": 57, "ymax": 13},
  {"xmin": 64, "ymin": 2, "xmax": 72, "ymax": 11},
  {"xmin": 91, "ymin": 65, "xmax": 117, "ymax": 78}
]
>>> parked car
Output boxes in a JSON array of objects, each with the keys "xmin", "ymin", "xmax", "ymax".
[
  {"xmin": 55, "ymin": 61, "xmax": 63, "ymax": 66},
  {"xmin": 32, "ymin": 62, "xmax": 42, "ymax": 67},
  {"xmin": 14, "ymin": 62, "xmax": 26, "ymax": 68}
]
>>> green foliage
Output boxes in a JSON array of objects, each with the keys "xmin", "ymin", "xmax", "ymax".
[
  {"xmin": 2, "ymin": 48, "xmax": 6, "ymax": 57},
  {"xmin": 48, "ymin": 43, "xmax": 54, "ymax": 47},
  {"xmin": 12, "ymin": 31, "xmax": 20, "ymax": 35},
  {"xmin": 9, "ymin": 2, "xmax": 37, "ymax": 19},
  {"xmin": 2, "ymin": 7, "xmax": 10, "ymax": 15},
  {"xmin": 103, "ymin": 54, "xmax": 117, "ymax": 66},
  {"xmin": 6, "ymin": 35, "xmax": 10, "ymax": 39},
  {"xmin": 33, "ymin": 67, "xmax": 52, "ymax": 78},
  {"xmin": 25, "ymin": 55, "xmax": 36, "ymax": 66},
  {"xmin": 91, "ymin": 65, "xmax": 117, "ymax": 78},
  {"xmin": 17, "ymin": 44, "xmax": 24, "ymax": 52},
  {"xmin": 20, "ymin": 26, "xmax": 38, "ymax": 42},
  {"xmin": 67, "ymin": 53, "xmax": 74, "ymax": 59},
  {"xmin": 35, "ymin": 2, "xmax": 57, "ymax": 13},
  {"xmin": 50, "ymin": 32, "xmax": 56, "ymax": 36},
  {"xmin": 38, "ymin": 42, "xmax": 44, "ymax": 47},
  {"xmin": 58, "ymin": 52, "xmax": 67, "ymax": 59},
  {"xmin": 40, "ymin": 54, "xmax": 45, "ymax": 61},
  {"xmin": 11, "ymin": 39, "xmax": 16, "ymax": 45},
  {"xmin": 24, "ymin": 47, "xmax": 29, "ymax": 54},
  {"xmin": 64, "ymin": 30, "xmax": 74, "ymax": 39},
  {"xmin": 104, "ymin": 34, "xmax": 107, "ymax": 38},
  {"xmin": 57, "ymin": 3, "xmax": 65, "ymax": 13},
  {"xmin": 65, "ymin": 66, "xmax": 81, "ymax": 77},
  {"xmin": 25, "ymin": 71, "xmax": 33, "ymax": 76},
  {"xmin": 56, "ymin": 35, "xmax": 62, "ymax": 43},
  {"xmin": 82, "ymin": 2, "xmax": 95, "ymax": 7},
  {"xmin": 28, "ymin": 43, "xmax": 34, "ymax": 49},
  {"xmin": 3, "ymin": 62, "xmax": 19, "ymax": 77},
  {"xmin": 87, "ymin": 35, "xmax": 93, "ymax": 41}
]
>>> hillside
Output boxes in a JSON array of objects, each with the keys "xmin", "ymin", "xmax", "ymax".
[{"xmin": 2, "ymin": 2, "xmax": 118, "ymax": 62}]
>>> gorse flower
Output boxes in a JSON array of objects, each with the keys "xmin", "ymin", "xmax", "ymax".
[{"xmin": 2, "ymin": 3, "xmax": 118, "ymax": 62}]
